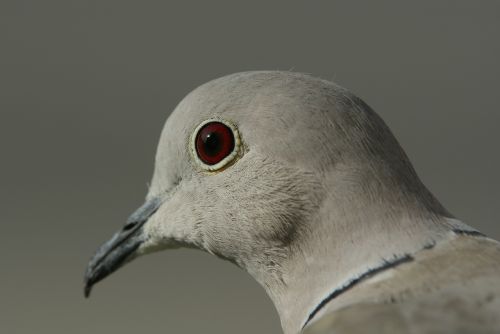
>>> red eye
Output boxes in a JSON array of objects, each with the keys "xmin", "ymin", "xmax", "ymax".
[{"xmin": 195, "ymin": 121, "xmax": 236, "ymax": 166}]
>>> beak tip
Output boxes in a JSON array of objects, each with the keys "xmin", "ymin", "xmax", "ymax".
[
  {"xmin": 83, "ymin": 265, "xmax": 96, "ymax": 298},
  {"xmin": 84, "ymin": 274, "xmax": 94, "ymax": 298},
  {"xmin": 84, "ymin": 283, "xmax": 92, "ymax": 298}
]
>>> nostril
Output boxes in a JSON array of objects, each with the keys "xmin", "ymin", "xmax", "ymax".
[{"xmin": 123, "ymin": 221, "xmax": 138, "ymax": 232}]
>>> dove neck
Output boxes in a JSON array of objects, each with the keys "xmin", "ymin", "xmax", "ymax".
[{"xmin": 253, "ymin": 183, "xmax": 460, "ymax": 334}]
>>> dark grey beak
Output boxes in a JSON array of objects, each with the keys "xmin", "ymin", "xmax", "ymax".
[{"xmin": 84, "ymin": 197, "xmax": 162, "ymax": 298}]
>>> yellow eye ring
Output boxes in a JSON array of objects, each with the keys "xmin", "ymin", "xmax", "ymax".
[{"xmin": 190, "ymin": 118, "xmax": 241, "ymax": 171}]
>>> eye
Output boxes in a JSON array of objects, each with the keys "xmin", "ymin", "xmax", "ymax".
[{"xmin": 192, "ymin": 119, "xmax": 241, "ymax": 171}]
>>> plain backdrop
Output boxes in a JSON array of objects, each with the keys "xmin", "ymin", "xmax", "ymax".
[{"xmin": 1, "ymin": 1, "xmax": 499, "ymax": 334}]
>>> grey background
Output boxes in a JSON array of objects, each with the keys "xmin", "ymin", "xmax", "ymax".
[{"xmin": 1, "ymin": 1, "xmax": 499, "ymax": 333}]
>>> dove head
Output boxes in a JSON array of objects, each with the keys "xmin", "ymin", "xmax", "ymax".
[
  {"xmin": 85, "ymin": 71, "xmax": 455, "ymax": 333},
  {"xmin": 142, "ymin": 71, "xmax": 447, "ymax": 261}
]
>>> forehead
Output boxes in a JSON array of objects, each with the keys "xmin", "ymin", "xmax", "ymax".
[
  {"xmin": 176, "ymin": 71, "xmax": 340, "ymax": 121},
  {"xmin": 167, "ymin": 72, "xmax": 344, "ymax": 146}
]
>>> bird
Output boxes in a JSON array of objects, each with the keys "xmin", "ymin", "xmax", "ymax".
[{"xmin": 84, "ymin": 71, "xmax": 500, "ymax": 334}]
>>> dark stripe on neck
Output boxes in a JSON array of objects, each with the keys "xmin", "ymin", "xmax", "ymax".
[
  {"xmin": 452, "ymin": 229, "xmax": 486, "ymax": 237},
  {"xmin": 302, "ymin": 254, "xmax": 414, "ymax": 329}
]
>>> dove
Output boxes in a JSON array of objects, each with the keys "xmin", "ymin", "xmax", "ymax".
[{"xmin": 84, "ymin": 71, "xmax": 500, "ymax": 334}]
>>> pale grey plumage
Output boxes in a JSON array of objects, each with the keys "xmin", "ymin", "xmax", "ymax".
[
  {"xmin": 304, "ymin": 235, "xmax": 500, "ymax": 334},
  {"xmin": 85, "ymin": 71, "xmax": 500, "ymax": 334}
]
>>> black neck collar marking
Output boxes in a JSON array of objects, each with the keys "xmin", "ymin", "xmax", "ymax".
[
  {"xmin": 452, "ymin": 228, "xmax": 485, "ymax": 237},
  {"xmin": 302, "ymin": 229, "xmax": 486, "ymax": 329},
  {"xmin": 302, "ymin": 254, "xmax": 414, "ymax": 330}
]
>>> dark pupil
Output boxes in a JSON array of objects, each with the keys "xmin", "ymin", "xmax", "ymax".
[{"xmin": 202, "ymin": 132, "xmax": 222, "ymax": 156}]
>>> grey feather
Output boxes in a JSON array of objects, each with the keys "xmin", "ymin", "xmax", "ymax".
[
  {"xmin": 304, "ymin": 236, "xmax": 500, "ymax": 334},
  {"xmin": 85, "ymin": 71, "xmax": 500, "ymax": 334}
]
